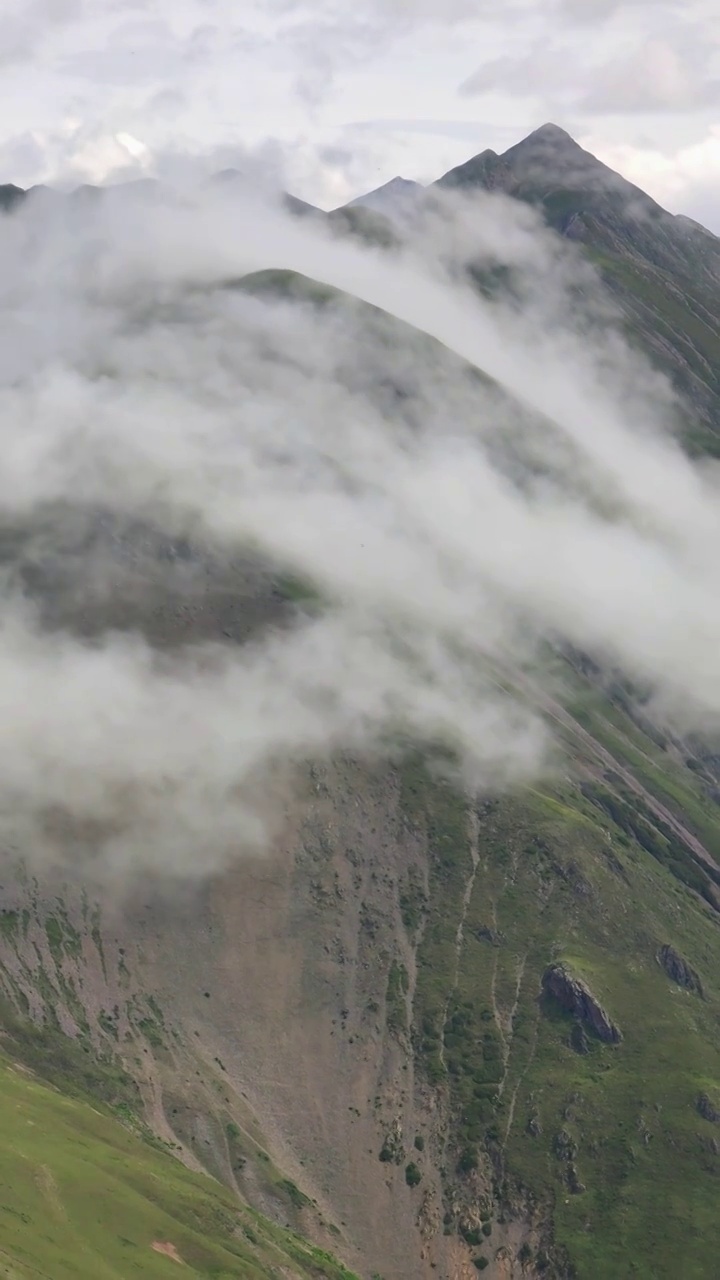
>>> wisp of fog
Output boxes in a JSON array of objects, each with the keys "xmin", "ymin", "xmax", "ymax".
[{"xmin": 0, "ymin": 177, "xmax": 718, "ymax": 876}]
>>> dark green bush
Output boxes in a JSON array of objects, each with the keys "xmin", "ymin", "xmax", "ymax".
[{"xmin": 457, "ymin": 1146, "xmax": 478, "ymax": 1175}]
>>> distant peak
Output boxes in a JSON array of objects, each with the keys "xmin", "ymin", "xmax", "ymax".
[
  {"xmin": 379, "ymin": 176, "xmax": 417, "ymax": 191},
  {"xmin": 348, "ymin": 175, "xmax": 423, "ymax": 203},
  {"xmin": 524, "ymin": 123, "xmax": 578, "ymax": 146},
  {"xmin": 506, "ymin": 124, "xmax": 582, "ymax": 157},
  {"xmin": 500, "ymin": 122, "xmax": 611, "ymax": 183},
  {"xmin": 344, "ymin": 175, "xmax": 424, "ymax": 222}
]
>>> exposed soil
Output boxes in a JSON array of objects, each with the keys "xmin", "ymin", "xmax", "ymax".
[{"xmin": 152, "ymin": 1241, "xmax": 185, "ymax": 1264}]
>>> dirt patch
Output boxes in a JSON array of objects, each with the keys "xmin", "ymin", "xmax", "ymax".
[
  {"xmin": 151, "ymin": 1241, "xmax": 185, "ymax": 1265},
  {"xmin": 35, "ymin": 1164, "xmax": 67, "ymax": 1222}
]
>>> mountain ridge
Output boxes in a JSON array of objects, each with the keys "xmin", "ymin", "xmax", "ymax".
[{"xmin": 342, "ymin": 125, "xmax": 720, "ymax": 454}]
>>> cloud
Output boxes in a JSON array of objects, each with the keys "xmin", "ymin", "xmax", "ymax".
[
  {"xmin": 577, "ymin": 34, "xmax": 720, "ymax": 115},
  {"xmin": 344, "ymin": 119, "xmax": 520, "ymax": 145},
  {"xmin": 0, "ymin": 0, "xmax": 83, "ymax": 68},
  {"xmin": 58, "ymin": 19, "xmax": 201, "ymax": 86},
  {"xmin": 0, "ymin": 122, "xmax": 155, "ymax": 187},
  {"xmin": 0, "ymin": 180, "xmax": 719, "ymax": 878},
  {"xmin": 263, "ymin": 0, "xmax": 530, "ymax": 104},
  {"xmin": 588, "ymin": 127, "xmax": 720, "ymax": 225},
  {"xmin": 461, "ymin": 25, "xmax": 720, "ymax": 116}
]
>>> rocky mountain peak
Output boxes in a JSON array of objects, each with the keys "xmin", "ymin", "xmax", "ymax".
[{"xmin": 516, "ymin": 122, "xmax": 580, "ymax": 150}]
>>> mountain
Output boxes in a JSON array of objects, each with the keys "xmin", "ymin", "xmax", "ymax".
[
  {"xmin": 345, "ymin": 175, "xmax": 425, "ymax": 225},
  {"xmin": 341, "ymin": 122, "xmax": 720, "ymax": 454},
  {"xmin": 436, "ymin": 124, "xmax": 720, "ymax": 455},
  {"xmin": 2, "ymin": 130, "xmax": 720, "ymax": 1280}
]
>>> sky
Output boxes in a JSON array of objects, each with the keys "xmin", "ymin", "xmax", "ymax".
[{"xmin": 0, "ymin": 0, "xmax": 719, "ymax": 228}]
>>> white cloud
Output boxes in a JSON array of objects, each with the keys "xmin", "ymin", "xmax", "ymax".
[
  {"xmin": 461, "ymin": 18, "xmax": 720, "ymax": 116},
  {"xmin": 0, "ymin": 185, "xmax": 718, "ymax": 878},
  {"xmin": 0, "ymin": 0, "xmax": 84, "ymax": 68},
  {"xmin": 579, "ymin": 34, "xmax": 720, "ymax": 115},
  {"xmin": 587, "ymin": 126, "xmax": 720, "ymax": 223}
]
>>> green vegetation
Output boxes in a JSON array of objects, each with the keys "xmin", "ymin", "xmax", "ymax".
[
  {"xmin": 0, "ymin": 909, "xmax": 19, "ymax": 941},
  {"xmin": 385, "ymin": 960, "xmax": 409, "ymax": 1036},
  {"xmin": 0, "ymin": 1049, "xmax": 358, "ymax": 1279},
  {"xmin": 278, "ymin": 1178, "xmax": 312, "ymax": 1210},
  {"xmin": 0, "ymin": 1048, "xmax": 359, "ymax": 1279},
  {"xmin": 398, "ymin": 744, "xmax": 720, "ymax": 1277},
  {"xmin": 0, "ymin": 994, "xmax": 138, "ymax": 1111}
]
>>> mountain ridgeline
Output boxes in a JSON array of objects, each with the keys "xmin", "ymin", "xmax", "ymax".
[
  {"xmin": 0, "ymin": 129, "xmax": 720, "ymax": 1280},
  {"xmin": 351, "ymin": 124, "xmax": 720, "ymax": 457}
]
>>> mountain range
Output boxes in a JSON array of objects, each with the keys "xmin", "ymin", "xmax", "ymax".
[{"xmin": 0, "ymin": 125, "xmax": 720, "ymax": 1280}]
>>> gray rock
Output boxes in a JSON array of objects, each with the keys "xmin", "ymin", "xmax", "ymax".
[
  {"xmin": 570, "ymin": 1023, "xmax": 590, "ymax": 1056},
  {"xmin": 696, "ymin": 1093, "xmax": 720, "ymax": 1124},
  {"xmin": 658, "ymin": 945, "xmax": 704, "ymax": 997},
  {"xmin": 542, "ymin": 964, "xmax": 622, "ymax": 1044}
]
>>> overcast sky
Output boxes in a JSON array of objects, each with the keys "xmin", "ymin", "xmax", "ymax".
[{"xmin": 1, "ymin": 0, "xmax": 719, "ymax": 228}]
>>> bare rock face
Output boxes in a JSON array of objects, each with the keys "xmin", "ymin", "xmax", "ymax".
[
  {"xmin": 542, "ymin": 964, "xmax": 622, "ymax": 1044},
  {"xmin": 696, "ymin": 1094, "xmax": 720, "ymax": 1124},
  {"xmin": 658, "ymin": 944, "xmax": 704, "ymax": 997}
]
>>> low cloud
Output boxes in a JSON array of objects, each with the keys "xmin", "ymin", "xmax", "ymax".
[{"xmin": 0, "ymin": 179, "xmax": 718, "ymax": 878}]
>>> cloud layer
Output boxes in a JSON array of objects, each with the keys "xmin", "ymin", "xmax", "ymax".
[{"xmin": 0, "ymin": 180, "xmax": 718, "ymax": 878}]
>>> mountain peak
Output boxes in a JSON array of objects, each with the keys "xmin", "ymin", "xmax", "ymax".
[
  {"xmin": 520, "ymin": 123, "xmax": 579, "ymax": 148},
  {"xmin": 366, "ymin": 176, "xmax": 417, "ymax": 194},
  {"xmin": 502, "ymin": 123, "xmax": 588, "ymax": 169},
  {"xmin": 347, "ymin": 175, "xmax": 423, "ymax": 205},
  {"xmin": 344, "ymin": 175, "xmax": 425, "ymax": 224},
  {"xmin": 438, "ymin": 122, "xmax": 635, "ymax": 200}
]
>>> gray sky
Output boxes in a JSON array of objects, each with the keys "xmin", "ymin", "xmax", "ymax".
[{"xmin": 0, "ymin": 0, "xmax": 719, "ymax": 228}]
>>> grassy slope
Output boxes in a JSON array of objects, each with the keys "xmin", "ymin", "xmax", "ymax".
[
  {"xmin": 0, "ymin": 1042, "xmax": 359, "ymax": 1280},
  {"xmin": 396, "ymin": 742, "xmax": 720, "ymax": 1279}
]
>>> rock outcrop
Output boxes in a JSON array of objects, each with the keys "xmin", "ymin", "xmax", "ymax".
[
  {"xmin": 658, "ymin": 945, "xmax": 704, "ymax": 997},
  {"xmin": 542, "ymin": 964, "xmax": 622, "ymax": 1044},
  {"xmin": 696, "ymin": 1094, "xmax": 720, "ymax": 1124}
]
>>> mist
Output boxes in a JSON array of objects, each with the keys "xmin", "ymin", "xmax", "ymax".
[{"xmin": 0, "ymin": 176, "xmax": 718, "ymax": 876}]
